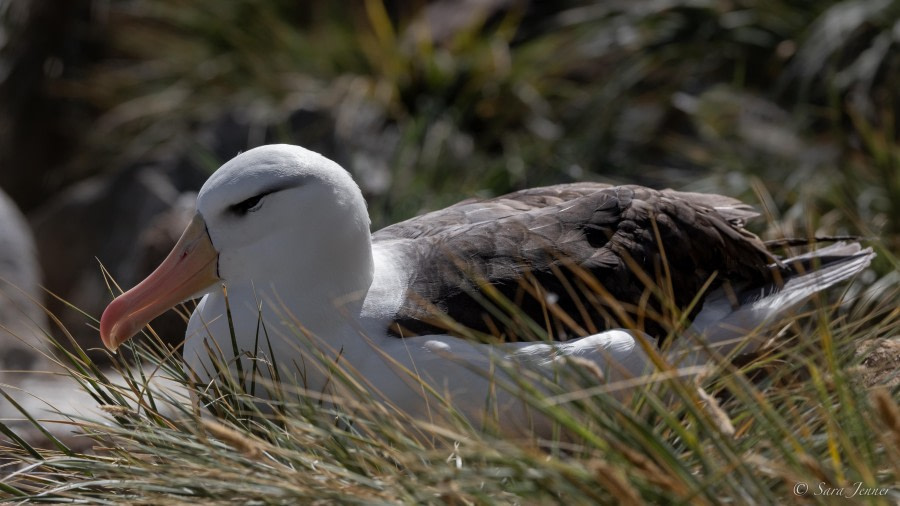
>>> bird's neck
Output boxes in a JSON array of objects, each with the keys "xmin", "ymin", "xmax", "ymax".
[{"xmin": 240, "ymin": 231, "xmax": 376, "ymax": 340}]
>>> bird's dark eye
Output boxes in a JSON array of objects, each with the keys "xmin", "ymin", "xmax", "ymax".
[{"xmin": 229, "ymin": 193, "xmax": 268, "ymax": 216}]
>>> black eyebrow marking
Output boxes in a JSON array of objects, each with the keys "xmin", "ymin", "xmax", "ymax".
[
  {"xmin": 227, "ymin": 180, "xmax": 305, "ymax": 217},
  {"xmin": 229, "ymin": 190, "xmax": 274, "ymax": 216}
]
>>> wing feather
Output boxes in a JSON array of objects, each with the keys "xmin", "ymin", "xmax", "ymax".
[{"xmin": 374, "ymin": 183, "xmax": 776, "ymax": 342}]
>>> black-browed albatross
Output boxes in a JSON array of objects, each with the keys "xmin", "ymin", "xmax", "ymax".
[{"xmin": 100, "ymin": 144, "xmax": 874, "ymax": 435}]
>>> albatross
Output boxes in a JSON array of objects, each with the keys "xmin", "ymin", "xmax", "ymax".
[{"xmin": 100, "ymin": 144, "xmax": 873, "ymax": 435}]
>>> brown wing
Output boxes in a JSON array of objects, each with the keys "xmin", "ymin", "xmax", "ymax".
[{"xmin": 374, "ymin": 183, "xmax": 776, "ymax": 342}]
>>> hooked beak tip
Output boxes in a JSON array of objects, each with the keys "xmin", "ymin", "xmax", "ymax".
[{"xmin": 100, "ymin": 300, "xmax": 126, "ymax": 351}]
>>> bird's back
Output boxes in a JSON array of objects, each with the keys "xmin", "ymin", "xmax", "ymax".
[{"xmin": 375, "ymin": 183, "xmax": 783, "ymax": 342}]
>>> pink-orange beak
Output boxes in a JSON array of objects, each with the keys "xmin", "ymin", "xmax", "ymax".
[{"xmin": 100, "ymin": 213, "xmax": 220, "ymax": 351}]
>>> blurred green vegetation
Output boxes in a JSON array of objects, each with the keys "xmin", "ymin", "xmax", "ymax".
[{"xmin": 59, "ymin": 0, "xmax": 896, "ymax": 253}]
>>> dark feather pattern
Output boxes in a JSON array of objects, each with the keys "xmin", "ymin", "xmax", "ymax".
[{"xmin": 376, "ymin": 183, "xmax": 780, "ymax": 342}]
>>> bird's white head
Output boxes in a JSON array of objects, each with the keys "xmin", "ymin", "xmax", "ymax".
[
  {"xmin": 198, "ymin": 144, "xmax": 372, "ymax": 284},
  {"xmin": 100, "ymin": 144, "xmax": 374, "ymax": 350}
]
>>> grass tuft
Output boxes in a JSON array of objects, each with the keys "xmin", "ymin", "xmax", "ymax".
[{"xmin": 1, "ymin": 261, "xmax": 897, "ymax": 503}]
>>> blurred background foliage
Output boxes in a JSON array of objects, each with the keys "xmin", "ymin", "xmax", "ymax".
[{"xmin": 1, "ymin": 0, "xmax": 898, "ymax": 250}]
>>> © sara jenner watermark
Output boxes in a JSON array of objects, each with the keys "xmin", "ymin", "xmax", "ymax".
[{"xmin": 793, "ymin": 481, "xmax": 891, "ymax": 498}]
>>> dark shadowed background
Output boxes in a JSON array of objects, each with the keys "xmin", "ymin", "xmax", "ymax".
[{"xmin": 0, "ymin": 0, "xmax": 897, "ymax": 354}]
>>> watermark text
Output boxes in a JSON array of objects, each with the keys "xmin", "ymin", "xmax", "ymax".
[{"xmin": 793, "ymin": 482, "xmax": 891, "ymax": 498}]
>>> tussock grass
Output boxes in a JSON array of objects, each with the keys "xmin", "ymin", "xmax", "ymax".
[{"xmin": 1, "ymin": 259, "xmax": 897, "ymax": 504}]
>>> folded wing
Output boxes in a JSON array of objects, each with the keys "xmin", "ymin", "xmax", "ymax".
[{"xmin": 375, "ymin": 183, "xmax": 782, "ymax": 341}]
